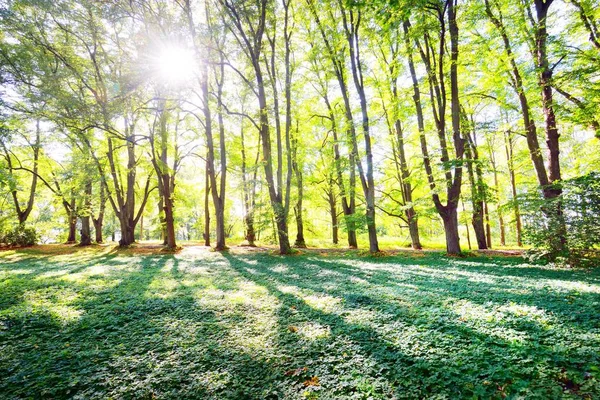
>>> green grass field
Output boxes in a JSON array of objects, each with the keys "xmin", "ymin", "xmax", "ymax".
[{"xmin": 1, "ymin": 246, "xmax": 599, "ymax": 399}]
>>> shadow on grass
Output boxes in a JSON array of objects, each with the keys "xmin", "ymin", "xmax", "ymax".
[
  {"xmin": 222, "ymin": 252, "xmax": 600, "ymax": 399},
  {"xmin": 1, "ymin": 251, "xmax": 599, "ymax": 399}
]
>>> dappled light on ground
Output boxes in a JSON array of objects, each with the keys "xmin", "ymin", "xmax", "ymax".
[{"xmin": 1, "ymin": 247, "xmax": 599, "ymax": 398}]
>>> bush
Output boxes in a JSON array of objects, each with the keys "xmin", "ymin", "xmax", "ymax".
[
  {"xmin": 0, "ymin": 224, "xmax": 38, "ymax": 246},
  {"xmin": 522, "ymin": 172, "xmax": 600, "ymax": 266}
]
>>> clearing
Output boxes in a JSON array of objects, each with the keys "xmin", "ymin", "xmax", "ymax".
[{"xmin": 1, "ymin": 245, "xmax": 599, "ymax": 399}]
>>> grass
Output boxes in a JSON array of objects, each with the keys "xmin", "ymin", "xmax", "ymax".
[{"xmin": 1, "ymin": 246, "xmax": 599, "ymax": 399}]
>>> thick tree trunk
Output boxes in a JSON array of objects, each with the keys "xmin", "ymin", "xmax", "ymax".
[
  {"xmin": 442, "ymin": 207, "xmax": 461, "ymax": 255},
  {"xmin": 67, "ymin": 215, "xmax": 77, "ymax": 243},
  {"xmin": 275, "ymin": 210, "xmax": 291, "ymax": 254},
  {"xmin": 534, "ymin": 0, "xmax": 567, "ymax": 253},
  {"xmin": 294, "ymin": 205, "xmax": 306, "ymax": 248},
  {"xmin": 93, "ymin": 219, "xmax": 103, "ymax": 243},
  {"xmin": 118, "ymin": 215, "xmax": 135, "ymax": 246},
  {"xmin": 406, "ymin": 208, "xmax": 422, "ymax": 250},
  {"xmin": 67, "ymin": 206, "xmax": 77, "ymax": 244},
  {"xmin": 204, "ymin": 50, "xmax": 227, "ymax": 252},
  {"xmin": 163, "ymin": 194, "xmax": 176, "ymax": 249}
]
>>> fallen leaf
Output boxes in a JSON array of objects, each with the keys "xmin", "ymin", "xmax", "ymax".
[{"xmin": 303, "ymin": 376, "xmax": 320, "ymax": 387}]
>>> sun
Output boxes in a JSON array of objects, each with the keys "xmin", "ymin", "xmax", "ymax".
[{"xmin": 153, "ymin": 44, "xmax": 196, "ymax": 86}]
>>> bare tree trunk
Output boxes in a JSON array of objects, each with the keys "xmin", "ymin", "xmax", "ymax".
[
  {"xmin": 292, "ymin": 125, "xmax": 306, "ymax": 248},
  {"xmin": 340, "ymin": 5, "xmax": 379, "ymax": 253},
  {"xmin": 488, "ymin": 142, "xmax": 505, "ymax": 246},
  {"xmin": 65, "ymin": 196, "xmax": 77, "ymax": 244},
  {"xmin": 504, "ymin": 130, "xmax": 523, "ymax": 247},
  {"xmin": 327, "ymin": 189, "xmax": 338, "ymax": 245},
  {"xmin": 79, "ymin": 180, "xmax": 92, "ymax": 246},
  {"xmin": 93, "ymin": 182, "xmax": 106, "ymax": 243},
  {"xmin": 484, "ymin": 201, "xmax": 492, "ymax": 248},
  {"xmin": 219, "ymin": 0, "xmax": 291, "ymax": 254},
  {"xmin": 307, "ymin": 2, "xmax": 358, "ymax": 249},
  {"xmin": 442, "ymin": 207, "xmax": 461, "ymax": 255},
  {"xmin": 462, "ymin": 198, "xmax": 472, "ymax": 250},
  {"xmin": 240, "ymin": 119, "xmax": 257, "ymax": 247},
  {"xmin": 204, "ymin": 163, "xmax": 210, "ymax": 247},
  {"xmin": 403, "ymin": 1, "xmax": 465, "ymax": 256},
  {"xmin": 464, "ymin": 125, "xmax": 487, "ymax": 250},
  {"xmin": 534, "ymin": 0, "xmax": 567, "ymax": 253}
]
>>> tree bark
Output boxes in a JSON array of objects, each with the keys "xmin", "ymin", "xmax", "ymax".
[
  {"xmin": 463, "ymin": 118, "xmax": 487, "ymax": 250},
  {"xmin": 340, "ymin": 4, "xmax": 379, "ymax": 253},
  {"xmin": 504, "ymin": 131, "xmax": 523, "ymax": 247},
  {"xmin": 92, "ymin": 182, "xmax": 106, "ymax": 243},
  {"xmin": 65, "ymin": 195, "xmax": 77, "ymax": 244},
  {"xmin": 404, "ymin": 1, "xmax": 464, "ymax": 256},
  {"xmin": 240, "ymin": 118, "xmax": 257, "ymax": 247},
  {"xmin": 307, "ymin": 1, "xmax": 359, "ymax": 249},
  {"xmin": 488, "ymin": 140, "xmax": 505, "ymax": 246},
  {"xmin": 534, "ymin": 0, "xmax": 567, "ymax": 252},
  {"xmin": 79, "ymin": 180, "xmax": 92, "ymax": 246},
  {"xmin": 292, "ymin": 125, "xmax": 306, "ymax": 248},
  {"xmin": 327, "ymin": 188, "xmax": 339, "ymax": 245},
  {"xmin": 442, "ymin": 207, "xmax": 461, "ymax": 255},
  {"xmin": 220, "ymin": 0, "xmax": 291, "ymax": 254},
  {"xmin": 204, "ymin": 163, "xmax": 210, "ymax": 247}
]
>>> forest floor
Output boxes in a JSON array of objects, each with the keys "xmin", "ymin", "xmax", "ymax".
[{"xmin": 1, "ymin": 245, "xmax": 599, "ymax": 399}]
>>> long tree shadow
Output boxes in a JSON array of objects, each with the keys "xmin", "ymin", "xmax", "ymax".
[
  {"xmin": 1, "ymin": 253, "xmax": 291, "ymax": 399},
  {"xmin": 223, "ymin": 252, "xmax": 600, "ymax": 399}
]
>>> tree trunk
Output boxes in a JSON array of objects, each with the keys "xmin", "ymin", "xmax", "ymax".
[
  {"xmin": 442, "ymin": 207, "xmax": 461, "ymax": 255},
  {"xmin": 488, "ymin": 142, "xmax": 505, "ymax": 246},
  {"xmin": 93, "ymin": 218, "xmax": 103, "ymax": 243},
  {"xmin": 465, "ymin": 135, "xmax": 487, "ymax": 250},
  {"xmin": 505, "ymin": 131, "xmax": 523, "ymax": 247},
  {"xmin": 67, "ymin": 215, "xmax": 77, "ymax": 244},
  {"xmin": 406, "ymin": 208, "xmax": 421, "ymax": 250},
  {"xmin": 240, "ymin": 117, "xmax": 257, "ymax": 247},
  {"xmin": 158, "ymin": 180, "xmax": 167, "ymax": 245},
  {"xmin": 328, "ymin": 190, "xmax": 338, "ymax": 245},
  {"xmin": 484, "ymin": 201, "xmax": 492, "ymax": 248},
  {"xmin": 163, "ymin": 194, "xmax": 176, "ymax": 249},
  {"xmin": 404, "ymin": 12, "xmax": 464, "ymax": 256},
  {"xmin": 534, "ymin": 0, "xmax": 567, "ymax": 253},
  {"xmin": 118, "ymin": 214, "xmax": 135, "ymax": 247},
  {"xmin": 204, "ymin": 164, "xmax": 210, "ymax": 247},
  {"xmin": 308, "ymin": 4, "xmax": 357, "ymax": 249},
  {"xmin": 92, "ymin": 182, "xmax": 106, "ymax": 243},
  {"xmin": 462, "ymin": 198, "xmax": 472, "ymax": 250},
  {"xmin": 292, "ymin": 125, "xmax": 306, "ymax": 248},
  {"xmin": 340, "ymin": 6, "xmax": 379, "ymax": 253},
  {"xmin": 79, "ymin": 181, "xmax": 92, "ymax": 246}
]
